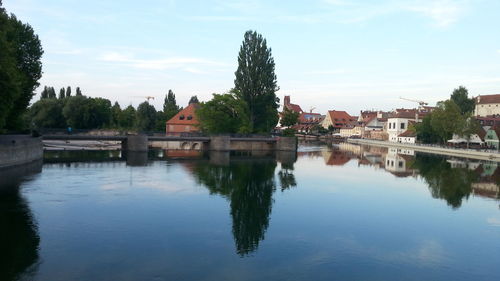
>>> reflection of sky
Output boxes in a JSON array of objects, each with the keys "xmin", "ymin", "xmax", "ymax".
[{"xmin": 17, "ymin": 154, "xmax": 500, "ymax": 281}]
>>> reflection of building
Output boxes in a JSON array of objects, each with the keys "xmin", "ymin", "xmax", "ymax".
[
  {"xmin": 384, "ymin": 148, "xmax": 416, "ymax": 177},
  {"xmin": 166, "ymin": 102, "xmax": 200, "ymax": 136}
]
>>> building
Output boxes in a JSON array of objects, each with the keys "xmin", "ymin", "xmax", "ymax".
[
  {"xmin": 294, "ymin": 112, "xmax": 325, "ymax": 133},
  {"xmin": 484, "ymin": 127, "xmax": 500, "ymax": 149},
  {"xmin": 386, "ymin": 110, "xmax": 417, "ymax": 142},
  {"xmin": 321, "ymin": 110, "xmax": 356, "ymax": 132},
  {"xmin": 283, "ymin": 95, "xmax": 303, "ymax": 114},
  {"xmin": 474, "ymin": 94, "xmax": 500, "ymax": 117},
  {"xmin": 397, "ymin": 129, "xmax": 416, "ymax": 143},
  {"xmin": 165, "ymin": 102, "xmax": 200, "ymax": 136}
]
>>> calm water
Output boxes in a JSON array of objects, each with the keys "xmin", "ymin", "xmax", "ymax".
[{"xmin": 1, "ymin": 143, "xmax": 500, "ymax": 281}]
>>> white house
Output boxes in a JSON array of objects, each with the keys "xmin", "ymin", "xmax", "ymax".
[
  {"xmin": 387, "ymin": 112, "xmax": 416, "ymax": 142},
  {"xmin": 475, "ymin": 94, "xmax": 500, "ymax": 117}
]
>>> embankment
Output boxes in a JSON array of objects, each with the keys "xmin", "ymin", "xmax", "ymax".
[{"xmin": 0, "ymin": 135, "xmax": 43, "ymax": 169}]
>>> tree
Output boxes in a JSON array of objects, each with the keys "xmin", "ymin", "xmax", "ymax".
[
  {"xmin": 280, "ymin": 107, "xmax": 299, "ymax": 137},
  {"xmin": 119, "ymin": 105, "xmax": 136, "ymax": 129},
  {"xmin": 110, "ymin": 102, "xmax": 122, "ymax": 127},
  {"xmin": 135, "ymin": 102, "xmax": 156, "ymax": 131},
  {"xmin": 0, "ymin": 5, "xmax": 43, "ymax": 131},
  {"xmin": 430, "ymin": 100, "xmax": 464, "ymax": 143},
  {"xmin": 163, "ymin": 89, "xmax": 180, "ymax": 121},
  {"xmin": 58, "ymin": 87, "xmax": 65, "ymax": 99},
  {"xmin": 47, "ymin": 87, "xmax": 56, "ymax": 99},
  {"xmin": 30, "ymin": 98, "xmax": 65, "ymax": 128},
  {"xmin": 65, "ymin": 86, "xmax": 71, "ymax": 97},
  {"xmin": 75, "ymin": 87, "xmax": 82, "ymax": 96},
  {"xmin": 451, "ymin": 86, "xmax": 475, "ymax": 115},
  {"xmin": 189, "ymin": 95, "xmax": 199, "ymax": 104},
  {"xmin": 62, "ymin": 95, "xmax": 89, "ymax": 128},
  {"xmin": 197, "ymin": 93, "xmax": 251, "ymax": 134},
  {"xmin": 459, "ymin": 114, "xmax": 481, "ymax": 148},
  {"xmin": 415, "ymin": 114, "xmax": 440, "ymax": 144},
  {"xmin": 40, "ymin": 86, "xmax": 48, "ymax": 99},
  {"xmin": 234, "ymin": 30, "xmax": 279, "ymax": 133}
]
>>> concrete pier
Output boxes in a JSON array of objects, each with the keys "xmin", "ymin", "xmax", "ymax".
[
  {"xmin": 209, "ymin": 136, "xmax": 231, "ymax": 151},
  {"xmin": 0, "ymin": 135, "xmax": 43, "ymax": 169},
  {"xmin": 123, "ymin": 135, "xmax": 148, "ymax": 152}
]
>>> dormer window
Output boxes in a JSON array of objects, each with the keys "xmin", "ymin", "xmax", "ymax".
[
  {"xmin": 187, "ymin": 115, "xmax": 192, "ymax": 120},
  {"xmin": 179, "ymin": 115, "xmax": 185, "ymax": 120}
]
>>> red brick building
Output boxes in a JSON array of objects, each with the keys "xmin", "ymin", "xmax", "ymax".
[{"xmin": 165, "ymin": 103, "xmax": 200, "ymax": 136}]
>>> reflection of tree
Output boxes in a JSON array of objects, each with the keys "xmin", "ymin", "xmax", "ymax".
[
  {"xmin": 278, "ymin": 162, "xmax": 296, "ymax": 191},
  {"xmin": 411, "ymin": 155, "xmax": 478, "ymax": 208},
  {"xmin": 0, "ymin": 187, "xmax": 40, "ymax": 281},
  {"xmin": 192, "ymin": 160, "xmax": 277, "ymax": 256}
]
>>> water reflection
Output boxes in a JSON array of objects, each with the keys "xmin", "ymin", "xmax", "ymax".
[
  {"xmin": 325, "ymin": 143, "xmax": 500, "ymax": 208},
  {"xmin": 190, "ymin": 153, "xmax": 297, "ymax": 256},
  {"xmin": 0, "ymin": 161, "xmax": 42, "ymax": 281}
]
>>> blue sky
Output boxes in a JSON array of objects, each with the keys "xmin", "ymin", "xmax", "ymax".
[{"xmin": 5, "ymin": 0, "xmax": 500, "ymax": 114}]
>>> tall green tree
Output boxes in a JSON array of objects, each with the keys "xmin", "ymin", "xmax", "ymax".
[
  {"xmin": 450, "ymin": 86, "xmax": 475, "ymax": 115},
  {"xmin": 47, "ymin": 87, "xmax": 56, "ymax": 99},
  {"xmin": 40, "ymin": 86, "xmax": 48, "ymax": 99},
  {"xmin": 234, "ymin": 30, "xmax": 279, "ymax": 133},
  {"xmin": 58, "ymin": 87, "xmax": 65, "ymax": 99},
  {"xmin": 66, "ymin": 86, "xmax": 71, "ymax": 97},
  {"xmin": 135, "ymin": 102, "xmax": 157, "ymax": 131},
  {"xmin": 458, "ymin": 114, "xmax": 481, "ymax": 148},
  {"xmin": 279, "ymin": 107, "xmax": 299, "ymax": 136},
  {"xmin": 30, "ymin": 98, "xmax": 65, "ymax": 128},
  {"xmin": 163, "ymin": 89, "xmax": 180, "ymax": 121},
  {"xmin": 197, "ymin": 93, "xmax": 251, "ymax": 134},
  {"xmin": 75, "ymin": 87, "xmax": 82, "ymax": 96},
  {"xmin": 430, "ymin": 100, "xmax": 464, "ymax": 143},
  {"xmin": 110, "ymin": 102, "xmax": 122, "ymax": 127},
  {"xmin": 0, "ymin": 4, "xmax": 43, "ymax": 131},
  {"xmin": 415, "ymin": 114, "xmax": 440, "ymax": 144}
]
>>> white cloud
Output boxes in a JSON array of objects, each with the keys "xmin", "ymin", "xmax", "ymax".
[
  {"xmin": 405, "ymin": 0, "xmax": 465, "ymax": 27},
  {"xmin": 99, "ymin": 52, "xmax": 228, "ymax": 71}
]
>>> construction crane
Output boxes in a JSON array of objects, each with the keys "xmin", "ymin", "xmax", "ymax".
[
  {"xmin": 399, "ymin": 96, "xmax": 428, "ymax": 107},
  {"xmin": 309, "ymin": 106, "xmax": 316, "ymax": 113}
]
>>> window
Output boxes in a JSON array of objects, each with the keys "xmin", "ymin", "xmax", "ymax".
[
  {"xmin": 400, "ymin": 123, "xmax": 405, "ymax": 129},
  {"xmin": 187, "ymin": 115, "xmax": 192, "ymax": 120},
  {"xmin": 179, "ymin": 115, "xmax": 185, "ymax": 120},
  {"xmin": 398, "ymin": 161, "xmax": 403, "ymax": 168}
]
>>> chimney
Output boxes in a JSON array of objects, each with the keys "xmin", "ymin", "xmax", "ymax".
[{"xmin": 284, "ymin": 95, "xmax": 290, "ymax": 107}]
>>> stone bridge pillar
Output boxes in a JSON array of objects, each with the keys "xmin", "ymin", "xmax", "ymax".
[
  {"xmin": 123, "ymin": 135, "xmax": 148, "ymax": 152},
  {"xmin": 209, "ymin": 136, "xmax": 230, "ymax": 151}
]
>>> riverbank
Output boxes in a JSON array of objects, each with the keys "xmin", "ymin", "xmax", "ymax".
[
  {"xmin": 348, "ymin": 138, "xmax": 500, "ymax": 162},
  {"xmin": 0, "ymin": 135, "xmax": 43, "ymax": 169}
]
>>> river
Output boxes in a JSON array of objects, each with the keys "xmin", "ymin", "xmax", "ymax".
[{"xmin": 1, "ymin": 142, "xmax": 499, "ymax": 281}]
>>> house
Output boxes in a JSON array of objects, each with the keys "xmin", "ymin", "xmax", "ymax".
[
  {"xmin": 283, "ymin": 95, "xmax": 303, "ymax": 114},
  {"xmin": 447, "ymin": 127, "xmax": 486, "ymax": 147},
  {"xmin": 475, "ymin": 94, "xmax": 500, "ymax": 117},
  {"xmin": 165, "ymin": 102, "xmax": 200, "ymax": 136},
  {"xmin": 294, "ymin": 112, "xmax": 325, "ymax": 133},
  {"xmin": 386, "ymin": 110, "xmax": 417, "ymax": 142},
  {"xmin": 484, "ymin": 127, "xmax": 500, "ymax": 149},
  {"xmin": 397, "ymin": 129, "xmax": 416, "ymax": 144},
  {"xmin": 321, "ymin": 110, "xmax": 356, "ymax": 132}
]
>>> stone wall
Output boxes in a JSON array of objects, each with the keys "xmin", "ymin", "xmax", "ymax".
[{"xmin": 0, "ymin": 135, "xmax": 43, "ymax": 169}]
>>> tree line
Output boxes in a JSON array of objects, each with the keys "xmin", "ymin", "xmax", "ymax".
[
  {"xmin": 414, "ymin": 86, "xmax": 479, "ymax": 144},
  {"xmin": 0, "ymin": 1, "xmax": 43, "ymax": 132},
  {"xmin": 29, "ymin": 88, "xmax": 188, "ymax": 132}
]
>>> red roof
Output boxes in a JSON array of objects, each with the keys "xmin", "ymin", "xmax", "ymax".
[
  {"xmin": 398, "ymin": 130, "xmax": 416, "ymax": 137},
  {"xmin": 327, "ymin": 110, "xmax": 355, "ymax": 128},
  {"xmin": 476, "ymin": 94, "xmax": 500, "ymax": 105},
  {"xmin": 166, "ymin": 103, "xmax": 199, "ymax": 125},
  {"xmin": 286, "ymin": 103, "xmax": 303, "ymax": 113}
]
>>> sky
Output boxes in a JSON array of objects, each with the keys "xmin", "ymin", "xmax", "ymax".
[{"xmin": 4, "ymin": 0, "xmax": 500, "ymax": 115}]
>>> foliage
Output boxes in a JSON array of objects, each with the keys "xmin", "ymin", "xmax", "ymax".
[
  {"xmin": 61, "ymin": 95, "xmax": 111, "ymax": 129},
  {"xmin": 280, "ymin": 107, "xmax": 299, "ymax": 127},
  {"xmin": 135, "ymin": 102, "xmax": 157, "ymax": 132},
  {"xmin": 66, "ymin": 86, "xmax": 71, "ymax": 97},
  {"xmin": 459, "ymin": 114, "xmax": 481, "ymax": 147},
  {"xmin": 163, "ymin": 89, "xmax": 180, "ymax": 121},
  {"xmin": 282, "ymin": 128, "xmax": 296, "ymax": 137},
  {"xmin": 197, "ymin": 93, "xmax": 251, "ymax": 134},
  {"xmin": 415, "ymin": 114, "xmax": 440, "ymax": 144},
  {"xmin": 58, "ymin": 88, "xmax": 65, "ymax": 99},
  {"xmin": 110, "ymin": 102, "xmax": 121, "ymax": 128},
  {"xmin": 234, "ymin": 30, "xmax": 279, "ymax": 133},
  {"xmin": 75, "ymin": 87, "xmax": 82, "ymax": 96},
  {"xmin": 0, "ymin": 11, "xmax": 43, "ymax": 131},
  {"xmin": 430, "ymin": 100, "xmax": 464, "ymax": 143},
  {"xmin": 30, "ymin": 98, "xmax": 65, "ymax": 128},
  {"xmin": 451, "ymin": 86, "xmax": 475, "ymax": 115},
  {"xmin": 119, "ymin": 105, "xmax": 136, "ymax": 129},
  {"xmin": 188, "ymin": 95, "xmax": 199, "ymax": 104}
]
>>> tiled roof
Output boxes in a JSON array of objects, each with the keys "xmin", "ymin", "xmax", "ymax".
[
  {"xmin": 476, "ymin": 94, "xmax": 500, "ymax": 105},
  {"xmin": 166, "ymin": 103, "xmax": 199, "ymax": 125},
  {"xmin": 327, "ymin": 110, "xmax": 355, "ymax": 128},
  {"xmin": 287, "ymin": 103, "xmax": 303, "ymax": 113},
  {"xmin": 398, "ymin": 130, "xmax": 416, "ymax": 137}
]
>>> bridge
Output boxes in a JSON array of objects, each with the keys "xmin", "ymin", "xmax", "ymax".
[{"xmin": 41, "ymin": 134, "xmax": 295, "ymax": 152}]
